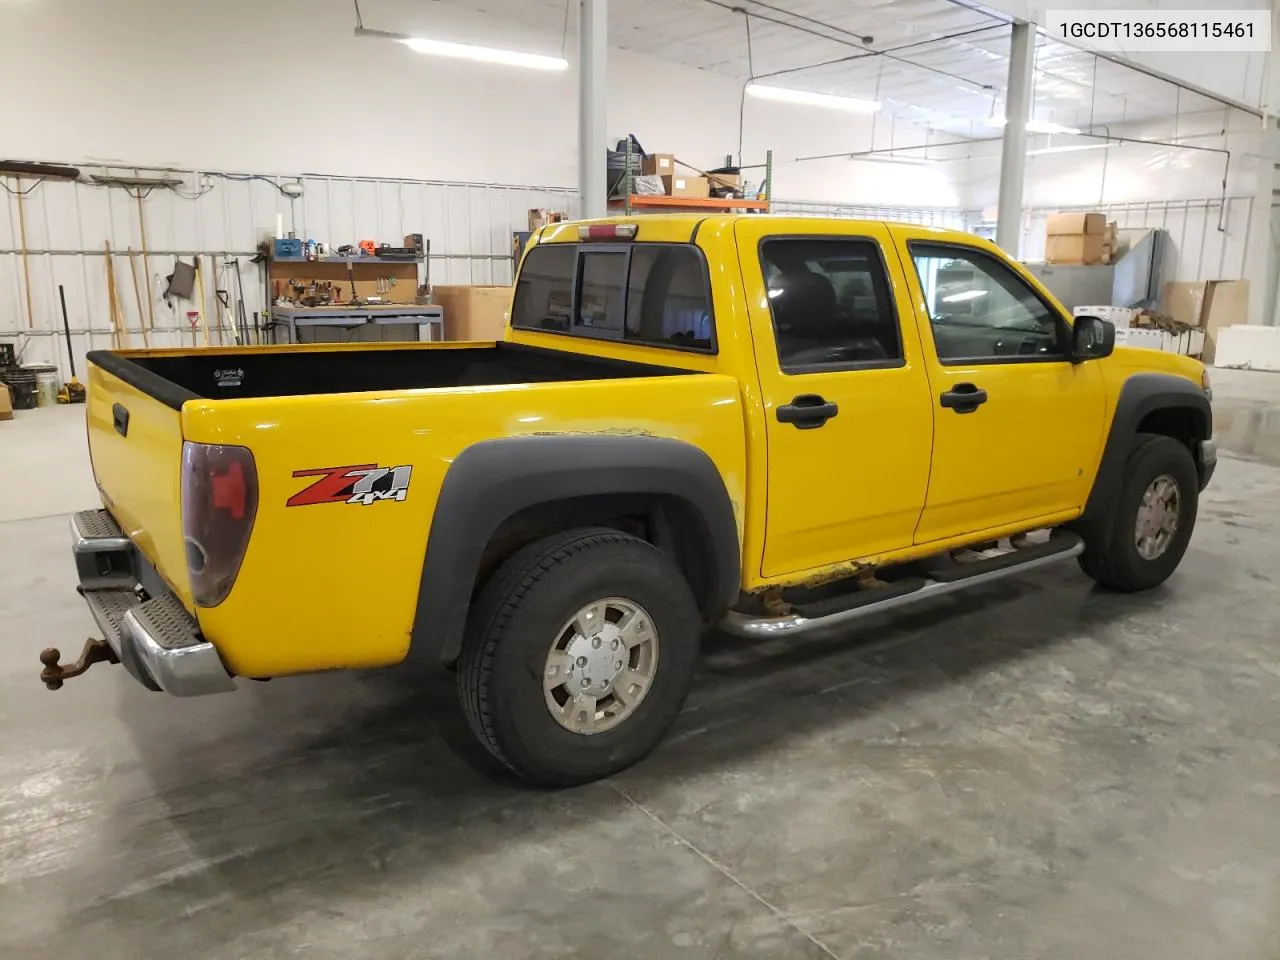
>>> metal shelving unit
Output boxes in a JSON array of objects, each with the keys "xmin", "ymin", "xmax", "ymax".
[{"xmin": 615, "ymin": 143, "xmax": 773, "ymax": 215}]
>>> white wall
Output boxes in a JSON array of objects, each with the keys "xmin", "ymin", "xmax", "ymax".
[
  {"xmin": 960, "ymin": 108, "xmax": 1266, "ymax": 211},
  {"xmin": 0, "ymin": 0, "xmax": 961, "ymax": 207},
  {"xmin": 0, "ymin": 0, "xmax": 967, "ymax": 381}
]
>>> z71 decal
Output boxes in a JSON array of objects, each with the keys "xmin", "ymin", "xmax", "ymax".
[{"xmin": 287, "ymin": 464, "xmax": 412, "ymax": 507}]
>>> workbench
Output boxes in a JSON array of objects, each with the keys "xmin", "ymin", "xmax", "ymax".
[{"xmin": 271, "ymin": 304, "xmax": 444, "ymax": 344}]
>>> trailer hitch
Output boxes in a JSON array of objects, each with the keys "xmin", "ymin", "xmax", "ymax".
[{"xmin": 40, "ymin": 639, "xmax": 119, "ymax": 690}]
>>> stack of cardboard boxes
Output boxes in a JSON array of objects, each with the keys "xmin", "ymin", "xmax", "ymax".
[
  {"xmin": 1045, "ymin": 212, "xmax": 1119, "ymax": 266},
  {"xmin": 641, "ymin": 153, "xmax": 710, "ymax": 199},
  {"xmin": 635, "ymin": 153, "xmax": 744, "ymax": 200},
  {"xmin": 1074, "ymin": 278, "xmax": 1248, "ymax": 362}
]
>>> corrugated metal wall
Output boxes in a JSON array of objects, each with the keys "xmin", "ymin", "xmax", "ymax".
[
  {"xmin": 7, "ymin": 168, "xmax": 1253, "ymax": 384},
  {"xmin": 0, "ymin": 167, "xmax": 578, "ymax": 379},
  {"xmin": 1020, "ymin": 198, "xmax": 1256, "ymax": 283}
]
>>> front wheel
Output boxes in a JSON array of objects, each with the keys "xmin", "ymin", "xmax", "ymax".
[
  {"xmin": 457, "ymin": 528, "xmax": 701, "ymax": 786},
  {"xmin": 1078, "ymin": 433, "xmax": 1199, "ymax": 592}
]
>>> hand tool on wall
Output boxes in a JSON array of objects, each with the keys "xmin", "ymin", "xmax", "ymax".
[
  {"xmin": 56, "ymin": 285, "xmax": 86, "ymax": 404},
  {"xmin": 103, "ymin": 242, "xmax": 127, "ymax": 348},
  {"xmin": 127, "ymin": 248, "xmax": 151, "ymax": 348},
  {"xmin": 202, "ymin": 256, "xmax": 217, "ymax": 346},
  {"xmin": 228, "ymin": 257, "xmax": 249, "ymax": 344},
  {"xmin": 15, "ymin": 178, "xmax": 35, "ymax": 329},
  {"xmin": 135, "ymin": 191, "xmax": 157, "ymax": 335},
  {"xmin": 192, "ymin": 260, "xmax": 209, "ymax": 346}
]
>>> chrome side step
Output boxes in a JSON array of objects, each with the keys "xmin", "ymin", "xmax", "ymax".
[{"xmin": 720, "ymin": 533, "xmax": 1085, "ymax": 639}]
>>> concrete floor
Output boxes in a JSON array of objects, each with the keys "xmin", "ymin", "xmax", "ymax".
[{"xmin": 3, "ymin": 370, "xmax": 1280, "ymax": 959}]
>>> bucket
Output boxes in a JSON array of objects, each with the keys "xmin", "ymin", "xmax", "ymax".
[
  {"xmin": 3, "ymin": 368, "xmax": 37, "ymax": 410},
  {"xmin": 26, "ymin": 364, "xmax": 59, "ymax": 408}
]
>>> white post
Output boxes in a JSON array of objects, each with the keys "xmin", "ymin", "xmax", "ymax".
[
  {"xmin": 996, "ymin": 20, "xmax": 1035, "ymax": 256},
  {"xmin": 578, "ymin": 0, "xmax": 608, "ymax": 219}
]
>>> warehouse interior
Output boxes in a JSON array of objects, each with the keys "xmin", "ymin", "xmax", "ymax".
[{"xmin": 3, "ymin": 0, "xmax": 1280, "ymax": 957}]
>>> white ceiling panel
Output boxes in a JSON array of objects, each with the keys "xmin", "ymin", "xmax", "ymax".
[{"xmin": 417, "ymin": 0, "xmax": 1239, "ymax": 137}]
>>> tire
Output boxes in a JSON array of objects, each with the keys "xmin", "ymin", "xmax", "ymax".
[
  {"xmin": 457, "ymin": 527, "xmax": 701, "ymax": 786},
  {"xmin": 1078, "ymin": 433, "xmax": 1199, "ymax": 592}
]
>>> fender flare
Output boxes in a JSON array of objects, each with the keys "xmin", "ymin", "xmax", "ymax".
[
  {"xmin": 1079, "ymin": 373, "xmax": 1212, "ymax": 528},
  {"xmin": 410, "ymin": 435, "xmax": 741, "ymax": 664}
]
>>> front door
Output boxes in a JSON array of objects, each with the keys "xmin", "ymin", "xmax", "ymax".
[
  {"xmin": 892, "ymin": 228, "xmax": 1107, "ymax": 545},
  {"xmin": 735, "ymin": 220, "xmax": 935, "ymax": 579}
]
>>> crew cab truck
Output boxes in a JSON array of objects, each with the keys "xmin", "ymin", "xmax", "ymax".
[{"xmin": 47, "ymin": 215, "xmax": 1215, "ymax": 786}]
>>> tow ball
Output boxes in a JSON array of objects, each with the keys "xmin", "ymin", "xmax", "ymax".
[{"xmin": 39, "ymin": 639, "xmax": 118, "ymax": 690}]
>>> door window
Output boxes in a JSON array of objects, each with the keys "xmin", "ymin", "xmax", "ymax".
[
  {"xmin": 910, "ymin": 243, "xmax": 1065, "ymax": 362},
  {"xmin": 759, "ymin": 238, "xmax": 903, "ymax": 372}
]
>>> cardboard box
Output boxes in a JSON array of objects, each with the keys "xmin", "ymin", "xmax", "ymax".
[
  {"xmin": 1114, "ymin": 327, "xmax": 1204, "ymax": 357},
  {"xmin": 1115, "ymin": 328, "xmax": 1169, "ymax": 351},
  {"xmin": 1047, "ymin": 212, "xmax": 1107, "ymax": 236},
  {"xmin": 1074, "ymin": 305, "xmax": 1140, "ymax": 329},
  {"xmin": 662, "ymin": 174, "xmax": 709, "ymax": 199},
  {"xmin": 707, "ymin": 171, "xmax": 742, "ymax": 192},
  {"xmin": 1046, "ymin": 233, "xmax": 1105, "ymax": 265},
  {"xmin": 1201, "ymin": 279, "xmax": 1248, "ymax": 364},
  {"xmin": 528, "ymin": 208, "xmax": 565, "ymax": 231},
  {"xmin": 642, "ymin": 153, "xmax": 676, "ymax": 176},
  {"xmin": 1160, "ymin": 281, "xmax": 1209, "ymax": 328},
  {"xmin": 432, "ymin": 285, "xmax": 512, "ymax": 341},
  {"xmin": 0, "ymin": 382, "xmax": 11, "ymax": 421}
]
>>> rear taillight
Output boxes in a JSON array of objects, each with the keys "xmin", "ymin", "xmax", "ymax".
[{"xmin": 181, "ymin": 441, "xmax": 258, "ymax": 607}]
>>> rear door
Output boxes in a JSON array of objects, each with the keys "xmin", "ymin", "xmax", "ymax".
[
  {"xmin": 891, "ymin": 228, "xmax": 1106, "ymax": 544},
  {"xmin": 85, "ymin": 361, "xmax": 193, "ymax": 606},
  {"xmin": 734, "ymin": 219, "xmax": 935, "ymax": 579}
]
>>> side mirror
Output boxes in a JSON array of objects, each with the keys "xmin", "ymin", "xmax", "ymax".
[{"xmin": 1070, "ymin": 315, "xmax": 1115, "ymax": 362}]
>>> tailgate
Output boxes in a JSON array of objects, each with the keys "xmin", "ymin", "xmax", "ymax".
[{"xmin": 86, "ymin": 361, "xmax": 192, "ymax": 608}]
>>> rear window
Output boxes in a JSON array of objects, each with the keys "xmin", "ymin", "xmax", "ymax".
[{"xmin": 512, "ymin": 242, "xmax": 715, "ymax": 352}]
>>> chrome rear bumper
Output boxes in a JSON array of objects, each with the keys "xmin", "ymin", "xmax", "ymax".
[{"xmin": 71, "ymin": 510, "xmax": 236, "ymax": 696}]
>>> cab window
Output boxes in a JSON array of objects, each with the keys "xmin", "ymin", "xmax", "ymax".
[
  {"xmin": 512, "ymin": 243, "xmax": 714, "ymax": 352},
  {"xmin": 910, "ymin": 243, "xmax": 1065, "ymax": 362},
  {"xmin": 759, "ymin": 238, "xmax": 903, "ymax": 373}
]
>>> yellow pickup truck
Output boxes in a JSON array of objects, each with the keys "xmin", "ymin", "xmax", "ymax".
[{"xmin": 46, "ymin": 215, "xmax": 1215, "ymax": 785}]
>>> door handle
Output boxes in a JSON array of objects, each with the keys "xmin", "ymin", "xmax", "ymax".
[
  {"xmin": 112, "ymin": 403, "xmax": 130, "ymax": 437},
  {"xmin": 776, "ymin": 394, "xmax": 839, "ymax": 430},
  {"xmin": 939, "ymin": 383, "xmax": 988, "ymax": 414}
]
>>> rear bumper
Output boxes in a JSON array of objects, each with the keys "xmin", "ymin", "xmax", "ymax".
[
  {"xmin": 71, "ymin": 510, "xmax": 236, "ymax": 696},
  {"xmin": 1198, "ymin": 438, "xmax": 1217, "ymax": 491}
]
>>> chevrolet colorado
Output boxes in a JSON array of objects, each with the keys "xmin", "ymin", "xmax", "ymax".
[{"xmin": 46, "ymin": 215, "xmax": 1215, "ymax": 785}]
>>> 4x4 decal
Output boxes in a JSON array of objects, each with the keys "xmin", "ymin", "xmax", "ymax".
[{"xmin": 287, "ymin": 464, "xmax": 412, "ymax": 507}]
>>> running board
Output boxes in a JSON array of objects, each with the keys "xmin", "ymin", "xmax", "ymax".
[{"xmin": 720, "ymin": 532, "xmax": 1084, "ymax": 639}]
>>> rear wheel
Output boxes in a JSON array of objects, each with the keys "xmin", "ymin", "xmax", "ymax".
[
  {"xmin": 457, "ymin": 528, "xmax": 701, "ymax": 786},
  {"xmin": 1078, "ymin": 433, "xmax": 1199, "ymax": 592}
]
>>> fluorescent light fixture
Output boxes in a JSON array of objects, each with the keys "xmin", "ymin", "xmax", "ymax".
[
  {"xmin": 746, "ymin": 83, "xmax": 881, "ymax": 113},
  {"xmin": 942, "ymin": 289, "xmax": 988, "ymax": 303},
  {"xmin": 1027, "ymin": 142, "xmax": 1114, "ymax": 156},
  {"xmin": 397, "ymin": 36, "xmax": 568, "ymax": 70},
  {"xmin": 851, "ymin": 155, "xmax": 934, "ymax": 166},
  {"xmin": 985, "ymin": 116, "xmax": 1082, "ymax": 136}
]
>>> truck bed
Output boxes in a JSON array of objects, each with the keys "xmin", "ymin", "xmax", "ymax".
[{"xmin": 88, "ymin": 342, "xmax": 689, "ymax": 407}]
